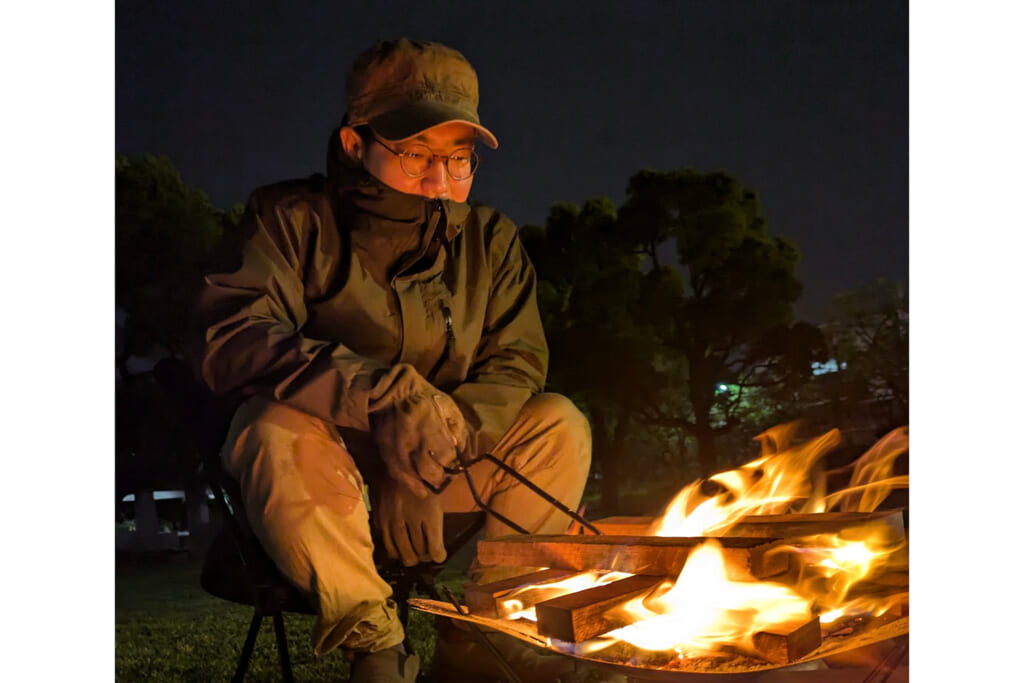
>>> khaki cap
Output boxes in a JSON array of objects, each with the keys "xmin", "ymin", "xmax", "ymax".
[{"xmin": 346, "ymin": 38, "xmax": 498, "ymax": 149}]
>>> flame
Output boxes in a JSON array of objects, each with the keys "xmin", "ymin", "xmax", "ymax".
[
  {"xmin": 607, "ymin": 540, "xmax": 811, "ymax": 656},
  {"xmin": 831, "ymin": 426, "xmax": 909, "ymax": 512},
  {"xmin": 489, "ymin": 425, "xmax": 908, "ymax": 659},
  {"xmin": 651, "ymin": 426, "xmax": 842, "ymax": 537},
  {"xmin": 783, "ymin": 530, "xmax": 906, "ymax": 615}
]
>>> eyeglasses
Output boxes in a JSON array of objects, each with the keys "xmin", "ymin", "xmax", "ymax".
[{"xmin": 371, "ymin": 134, "xmax": 480, "ymax": 180}]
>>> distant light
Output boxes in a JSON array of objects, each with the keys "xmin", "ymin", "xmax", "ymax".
[
  {"xmin": 718, "ymin": 384, "xmax": 728, "ymax": 391},
  {"xmin": 119, "ymin": 489, "xmax": 217, "ymax": 502},
  {"xmin": 120, "ymin": 490, "xmax": 186, "ymax": 502},
  {"xmin": 812, "ymin": 359, "xmax": 840, "ymax": 376}
]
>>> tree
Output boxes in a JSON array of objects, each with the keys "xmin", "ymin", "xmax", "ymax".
[
  {"xmin": 521, "ymin": 198, "xmax": 665, "ymax": 512},
  {"xmin": 822, "ymin": 278, "xmax": 908, "ymax": 429},
  {"xmin": 617, "ymin": 170, "xmax": 827, "ymax": 477},
  {"xmin": 523, "ymin": 171, "xmax": 826, "ymax": 508},
  {"xmin": 116, "ymin": 154, "xmax": 231, "ymax": 370}
]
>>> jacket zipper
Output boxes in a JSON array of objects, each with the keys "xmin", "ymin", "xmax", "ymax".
[
  {"xmin": 426, "ymin": 199, "xmax": 455, "ymax": 384},
  {"xmin": 427, "ymin": 302, "xmax": 455, "ymax": 384}
]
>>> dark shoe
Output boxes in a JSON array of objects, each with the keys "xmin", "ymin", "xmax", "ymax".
[{"xmin": 350, "ymin": 644, "xmax": 420, "ymax": 683}]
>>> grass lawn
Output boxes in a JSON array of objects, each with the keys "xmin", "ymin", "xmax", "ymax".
[{"xmin": 115, "ymin": 552, "xmax": 461, "ymax": 682}]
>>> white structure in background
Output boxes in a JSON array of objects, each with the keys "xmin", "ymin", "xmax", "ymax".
[{"xmin": 116, "ymin": 489, "xmax": 214, "ymax": 553}]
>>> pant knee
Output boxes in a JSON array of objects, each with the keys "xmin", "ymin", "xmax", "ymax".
[
  {"xmin": 522, "ymin": 392, "xmax": 592, "ymax": 472},
  {"xmin": 224, "ymin": 397, "xmax": 366, "ymax": 519}
]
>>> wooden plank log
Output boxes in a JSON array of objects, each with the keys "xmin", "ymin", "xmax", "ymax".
[
  {"xmin": 729, "ymin": 510, "xmax": 906, "ymax": 542},
  {"xmin": 588, "ymin": 516, "xmax": 655, "ymax": 536},
  {"xmin": 534, "ymin": 574, "xmax": 666, "ymax": 642},
  {"xmin": 463, "ymin": 568, "xmax": 578, "ymax": 617},
  {"xmin": 592, "ymin": 510, "xmax": 906, "ymax": 543},
  {"xmin": 750, "ymin": 617, "xmax": 822, "ymax": 664},
  {"xmin": 476, "ymin": 535, "xmax": 789, "ymax": 580}
]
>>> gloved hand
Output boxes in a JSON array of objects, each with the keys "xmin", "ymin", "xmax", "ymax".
[
  {"xmin": 372, "ymin": 474, "xmax": 446, "ymax": 566},
  {"xmin": 368, "ymin": 364, "xmax": 471, "ymax": 498}
]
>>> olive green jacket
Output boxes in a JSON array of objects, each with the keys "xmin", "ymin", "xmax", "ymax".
[{"xmin": 195, "ymin": 143, "xmax": 548, "ymax": 455}]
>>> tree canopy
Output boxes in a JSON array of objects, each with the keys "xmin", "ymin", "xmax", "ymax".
[
  {"xmin": 527, "ymin": 169, "xmax": 827, "ymax": 506},
  {"xmin": 521, "ymin": 197, "xmax": 665, "ymax": 510},
  {"xmin": 822, "ymin": 278, "xmax": 908, "ymax": 429},
  {"xmin": 116, "ymin": 154, "xmax": 233, "ymax": 367}
]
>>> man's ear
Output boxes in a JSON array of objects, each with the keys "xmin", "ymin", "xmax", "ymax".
[{"xmin": 339, "ymin": 126, "xmax": 364, "ymax": 161}]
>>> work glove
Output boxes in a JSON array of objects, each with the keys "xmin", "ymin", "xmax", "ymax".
[
  {"xmin": 372, "ymin": 474, "xmax": 446, "ymax": 566},
  {"xmin": 367, "ymin": 363, "xmax": 471, "ymax": 498}
]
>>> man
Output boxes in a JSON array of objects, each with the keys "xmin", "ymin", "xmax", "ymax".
[{"xmin": 195, "ymin": 38, "xmax": 592, "ymax": 682}]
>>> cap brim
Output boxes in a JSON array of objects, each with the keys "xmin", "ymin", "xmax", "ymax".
[{"xmin": 369, "ymin": 101, "xmax": 498, "ymax": 149}]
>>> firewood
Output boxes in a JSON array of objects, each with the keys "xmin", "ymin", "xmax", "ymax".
[
  {"xmin": 476, "ymin": 535, "xmax": 789, "ymax": 580},
  {"xmin": 463, "ymin": 568, "xmax": 578, "ymax": 617},
  {"xmin": 750, "ymin": 616, "xmax": 822, "ymax": 664},
  {"xmin": 592, "ymin": 510, "xmax": 905, "ymax": 543},
  {"xmin": 588, "ymin": 516, "xmax": 655, "ymax": 536},
  {"xmin": 534, "ymin": 574, "xmax": 666, "ymax": 642}
]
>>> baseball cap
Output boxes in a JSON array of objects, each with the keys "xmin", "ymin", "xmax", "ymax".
[{"xmin": 345, "ymin": 38, "xmax": 499, "ymax": 149}]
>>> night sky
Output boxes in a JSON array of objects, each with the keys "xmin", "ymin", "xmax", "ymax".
[{"xmin": 115, "ymin": 0, "xmax": 908, "ymax": 323}]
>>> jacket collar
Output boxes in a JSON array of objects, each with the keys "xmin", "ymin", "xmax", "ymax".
[{"xmin": 326, "ymin": 127, "xmax": 470, "ymax": 241}]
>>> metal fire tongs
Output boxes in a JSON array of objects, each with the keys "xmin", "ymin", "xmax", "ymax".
[
  {"xmin": 424, "ymin": 393, "xmax": 600, "ymax": 535},
  {"xmin": 425, "ymin": 449, "xmax": 602, "ymax": 536}
]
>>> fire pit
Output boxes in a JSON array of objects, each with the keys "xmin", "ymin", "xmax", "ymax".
[
  {"xmin": 412, "ymin": 425, "xmax": 909, "ymax": 681},
  {"xmin": 412, "ymin": 597, "xmax": 907, "ymax": 681}
]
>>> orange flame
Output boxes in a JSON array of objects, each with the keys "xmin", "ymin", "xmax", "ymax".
[
  {"xmin": 494, "ymin": 425, "xmax": 908, "ymax": 657},
  {"xmin": 652, "ymin": 425, "xmax": 841, "ymax": 538},
  {"xmin": 608, "ymin": 540, "xmax": 812, "ymax": 655}
]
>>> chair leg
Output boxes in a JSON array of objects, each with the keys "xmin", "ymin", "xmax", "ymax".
[
  {"xmin": 272, "ymin": 611, "xmax": 294, "ymax": 683},
  {"xmin": 233, "ymin": 612, "xmax": 263, "ymax": 683}
]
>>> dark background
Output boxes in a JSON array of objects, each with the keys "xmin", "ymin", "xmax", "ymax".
[{"xmin": 115, "ymin": 0, "xmax": 908, "ymax": 322}]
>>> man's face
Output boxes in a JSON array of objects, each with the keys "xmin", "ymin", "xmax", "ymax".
[{"xmin": 363, "ymin": 121, "xmax": 477, "ymax": 203}]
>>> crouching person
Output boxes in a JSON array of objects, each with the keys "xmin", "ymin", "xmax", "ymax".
[{"xmin": 195, "ymin": 37, "xmax": 592, "ymax": 682}]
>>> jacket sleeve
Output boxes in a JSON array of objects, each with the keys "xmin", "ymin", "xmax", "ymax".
[
  {"xmin": 450, "ymin": 218, "xmax": 549, "ymax": 454},
  {"xmin": 196, "ymin": 192, "xmax": 387, "ymax": 431}
]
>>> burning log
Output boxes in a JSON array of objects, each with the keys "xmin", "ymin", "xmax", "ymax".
[
  {"xmin": 533, "ymin": 574, "xmax": 666, "ymax": 642},
  {"xmin": 592, "ymin": 510, "xmax": 906, "ymax": 543},
  {"xmin": 476, "ymin": 534, "xmax": 789, "ymax": 580},
  {"xmin": 750, "ymin": 617, "xmax": 822, "ymax": 664},
  {"xmin": 463, "ymin": 568, "xmax": 578, "ymax": 617}
]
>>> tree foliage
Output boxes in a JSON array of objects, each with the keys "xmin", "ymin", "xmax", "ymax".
[
  {"xmin": 116, "ymin": 154, "xmax": 231, "ymax": 365},
  {"xmin": 528, "ymin": 170, "xmax": 827, "ymax": 503},
  {"xmin": 624, "ymin": 170, "xmax": 827, "ymax": 477},
  {"xmin": 522, "ymin": 198, "xmax": 665, "ymax": 510},
  {"xmin": 822, "ymin": 278, "xmax": 908, "ymax": 427}
]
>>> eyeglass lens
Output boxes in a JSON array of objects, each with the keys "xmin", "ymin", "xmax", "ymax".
[{"xmin": 399, "ymin": 144, "xmax": 478, "ymax": 180}]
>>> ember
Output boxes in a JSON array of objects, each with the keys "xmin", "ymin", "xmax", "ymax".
[{"xmin": 412, "ymin": 424, "xmax": 909, "ymax": 675}]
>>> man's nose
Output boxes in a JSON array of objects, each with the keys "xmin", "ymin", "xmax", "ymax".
[{"xmin": 422, "ymin": 158, "xmax": 450, "ymax": 196}]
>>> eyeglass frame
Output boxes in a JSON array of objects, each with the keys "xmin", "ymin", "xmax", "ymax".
[{"xmin": 368, "ymin": 131, "xmax": 480, "ymax": 180}]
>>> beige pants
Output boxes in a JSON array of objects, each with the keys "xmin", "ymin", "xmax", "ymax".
[{"xmin": 220, "ymin": 393, "xmax": 591, "ymax": 655}]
